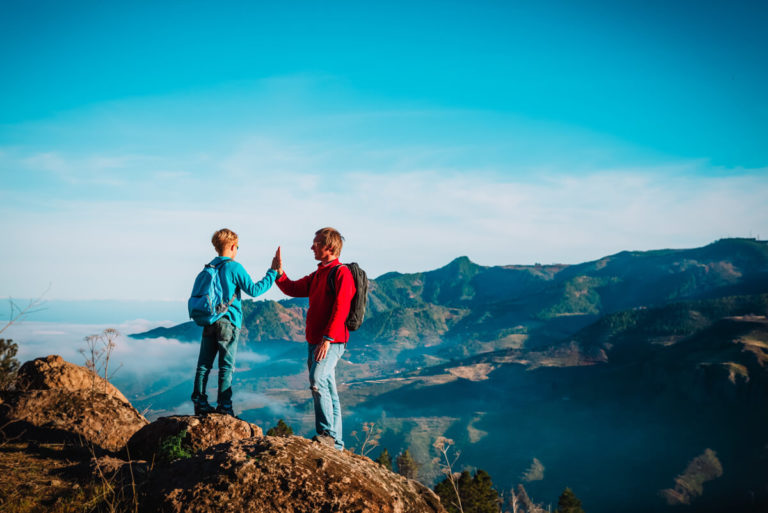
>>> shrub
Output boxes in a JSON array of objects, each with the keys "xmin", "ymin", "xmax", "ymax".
[
  {"xmin": 375, "ymin": 448, "xmax": 392, "ymax": 470},
  {"xmin": 434, "ymin": 469, "xmax": 500, "ymax": 513},
  {"xmin": 0, "ymin": 339, "xmax": 19, "ymax": 391},
  {"xmin": 157, "ymin": 429, "xmax": 192, "ymax": 464},
  {"xmin": 396, "ymin": 449, "xmax": 419, "ymax": 480},
  {"xmin": 266, "ymin": 419, "xmax": 294, "ymax": 437},
  {"xmin": 555, "ymin": 487, "xmax": 585, "ymax": 513}
]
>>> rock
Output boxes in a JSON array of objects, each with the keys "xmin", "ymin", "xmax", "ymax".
[
  {"xmin": 91, "ymin": 454, "xmax": 150, "ymax": 488},
  {"xmin": 0, "ymin": 388, "xmax": 148, "ymax": 452},
  {"xmin": 143, "ymin": 435, "xmax": 446, "ymax": 513},
  {"xmin": 16, "ymin": 355, "xmax": 130, "ymax": 405},
  {"xmin": 0, "ymin": 355, "xmax": 148, "ymax": 452},
  {"xmin": 89, "ymin": 455, "xmax": 150, "ymax": 509},
  {"xmin": 126, "ymin": 414, "xmax": 263, "ymax": 462}
]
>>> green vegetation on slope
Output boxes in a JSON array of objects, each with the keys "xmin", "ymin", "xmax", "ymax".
[
  {"xmin": 571, "ymin": 293, "xmax": 768, "ymax": 358},
  {"xmin": 132, "ymin": 239, "xmax": 768, "ymax": 358}
]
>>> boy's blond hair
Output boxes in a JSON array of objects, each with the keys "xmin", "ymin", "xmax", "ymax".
[
  {"xmin": 212, "ymin": 228, "xmax": 239, "ymax": 254},
  {"xmin": 315, "ymin": 227, "xmax": 344, "ymax": 256}
]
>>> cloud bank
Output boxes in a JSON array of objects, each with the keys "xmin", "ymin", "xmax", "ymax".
[{"xmin": 2, "ymin": 142, "xmax": 766, "ymax": 302}]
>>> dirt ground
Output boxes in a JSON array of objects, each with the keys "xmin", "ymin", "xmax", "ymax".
[{"xmin": 0, "ymin": 440, "xmax": 120, "ymax": 513}]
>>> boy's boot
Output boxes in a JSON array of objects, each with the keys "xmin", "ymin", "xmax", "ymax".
[
  {"xmin": 193, "ymin": 400, "xmax": 216, "ymax": 416},
  {"xmin": 216, "ymin": 403, "xmax": 235, "ymax": 417}
]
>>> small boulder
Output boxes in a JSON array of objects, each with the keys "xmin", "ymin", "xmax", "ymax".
[
  {"xmin": 126, "ymin": 415, "xmax": 263, "ymax": 462},
  {"xmin": 0, "ymin": 355, "xmax": 148, "ymax": 452},
  {"xmin": 0, "ymin": 389, "xmax": 148, "ymax": 452},
  {"xmin": 16, "ymin": 355, "xmax": 130, "ymax": 405},
  {"xmin": 143, "ymin": 435, "xmax": 446, "ymax": 513}
]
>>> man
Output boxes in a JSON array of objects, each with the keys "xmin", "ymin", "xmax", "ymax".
[
  {"xmin": 191, "ymin": 228, "xmax": 280, "ymax": 416},
  {"xmin": 274, "ymin": 227, "xmax": 356, "ymax": 450}
]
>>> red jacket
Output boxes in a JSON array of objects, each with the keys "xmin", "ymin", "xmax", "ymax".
[{"xmin": 276, "ymin": 259, "xmax": 356, "ymax": 344}]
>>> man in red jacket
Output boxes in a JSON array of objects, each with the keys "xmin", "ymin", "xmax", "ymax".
[{"xmin": 274, "ymin": 227, "xmax": 356, "ymax": 450}]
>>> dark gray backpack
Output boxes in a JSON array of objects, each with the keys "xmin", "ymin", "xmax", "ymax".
[{"xmin": 327, "ymin": 262, "xmax": 368, "ymax": 331}]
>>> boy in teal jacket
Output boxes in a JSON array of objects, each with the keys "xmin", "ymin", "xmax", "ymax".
[{"xmin": 191, "ymin": 228, "xmax": 280, "ymax": 416}]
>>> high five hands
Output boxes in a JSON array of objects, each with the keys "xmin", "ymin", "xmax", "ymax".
[{"xmin": 271, "ymin": 246, "xmax": 283, "ymax": 276}]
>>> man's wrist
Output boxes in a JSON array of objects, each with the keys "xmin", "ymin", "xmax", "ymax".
[{"xmin": 322, "ymin": 336, "xmax": 334, "ymax": 343}]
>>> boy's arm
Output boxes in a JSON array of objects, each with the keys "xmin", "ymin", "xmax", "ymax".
[
  {"xmin": 236, "ymin": 266, "xmax": 278, "ymax": 298},
  {"xmin": 276, "ymin": 272, "xmax": 312, "ymax": 298},
  {"xmin": 323, "ymin": 266, "xmax": 356, "ymax": 338}
]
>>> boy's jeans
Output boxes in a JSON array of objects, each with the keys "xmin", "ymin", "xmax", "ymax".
[
  {"xmin": 191, "ymin": 317, "xmax": 240, "ymax": 410},
  {"xmin": 307, "ymin": 343, "xmax": 345, "ymax": 450}
]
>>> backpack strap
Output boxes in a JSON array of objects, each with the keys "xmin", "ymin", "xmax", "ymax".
[
  {"xmin": 210, "ymin": 259, "xmax": 239, "ymax": 307},
  {"xmin": 326, "ymin": 264, "xmax": 345, "ymax": 296}
]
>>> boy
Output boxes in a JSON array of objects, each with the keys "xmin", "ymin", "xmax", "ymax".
[{"xmin": 191, "ymin": 228, "xmax": 280, "ymax": 416}]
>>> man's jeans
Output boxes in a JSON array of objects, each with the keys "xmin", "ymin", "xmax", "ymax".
[
  {"xmin": 308, "ymin": 343, "xmax": 345, "ymax": 450},
  {"xmin": 191, "ymin": 318, "xmax": 240, "ymax": 410}
]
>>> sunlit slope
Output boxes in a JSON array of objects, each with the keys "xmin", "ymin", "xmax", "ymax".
[{"xmin": 346, "ymin": 303, "xmax": 768, "ymax": 513}]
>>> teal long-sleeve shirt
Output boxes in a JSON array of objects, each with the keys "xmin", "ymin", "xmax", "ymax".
[{"xmin": 210, "ymin": 256, "xmax": 277, "ymax": 329}]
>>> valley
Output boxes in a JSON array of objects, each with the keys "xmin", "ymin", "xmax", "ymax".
[{"xmin": 131, "ymin": 238, "xmax": 768, "ymax": 512}]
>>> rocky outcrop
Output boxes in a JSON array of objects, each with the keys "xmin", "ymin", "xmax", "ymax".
[
  {"xmin": 0, "ymin": 355, "xmax": 147, "ymax": 452},
  {"xmin": 16, "ymin": 354, "xmax": 130, "ymax": 404},
  {"xmin": 3, "ymin": 356, "xmax": 447, "ymax": 512},
  {"xmin": 127, "ymin": 414, "xmax": 263, "ymax": 461},
  {"xmin": 143, "ymin": 435, "xmax": 446, "ymax": 513}
]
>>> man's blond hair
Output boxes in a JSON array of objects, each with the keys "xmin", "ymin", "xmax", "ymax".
[
  {"xmin": 212, "ymin": 228, "xmax": 239, "ymax": 254},
  {"xmin": 315, "ymin": 227, "xmax": 344, "ymax": 256}
]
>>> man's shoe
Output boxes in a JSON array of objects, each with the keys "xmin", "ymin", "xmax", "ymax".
[
  {"xmin": 193, "ymin": 402, "xmax": 216, "ymax": 416},
  {"xmin": 312, "ymin": 434, "xmax": 335, "ymax": 448}
]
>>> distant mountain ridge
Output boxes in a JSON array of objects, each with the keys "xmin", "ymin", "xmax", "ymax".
[{"xmin": 133, "ymin": 238, "xmax": 768, "ymax": 354}]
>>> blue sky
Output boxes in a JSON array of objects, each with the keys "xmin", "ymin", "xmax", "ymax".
[{"xmin": 1, "ymin": 0, "xmax": 767, "ymax": 301}]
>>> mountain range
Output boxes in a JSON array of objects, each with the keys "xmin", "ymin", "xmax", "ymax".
[{"xmin": 132, "ymin": 237, "xmax": 768, "ymax": 512}]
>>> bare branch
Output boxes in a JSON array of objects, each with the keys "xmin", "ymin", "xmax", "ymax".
[
  {"xmin": 351, "ymin": 421, "xmax": 382, "ymax": 456},
  {"xmin": 0, "ymin": 285, "xmax": 50, "ymax": 336},
  {"xmin": 80, "ymin": 328, "xmax": 122, "ymax": 397},
  {"xmin": 433, "ymin": 436, "xmax": 464, "ymax": 513}
]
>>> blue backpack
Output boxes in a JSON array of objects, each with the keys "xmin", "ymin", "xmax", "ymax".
[{"xmin": 188, "ymin": 260, "xmax": 238, "ymax": 326}]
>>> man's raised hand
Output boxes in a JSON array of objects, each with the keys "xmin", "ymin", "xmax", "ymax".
[{"xmin": 271, "ymin": 246, "xmax": 283, "ymax": 275}]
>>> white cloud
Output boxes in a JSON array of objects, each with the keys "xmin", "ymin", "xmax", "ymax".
[
  {"xmin": 236, "ymin": 351, "xmax": 270, "ymax": 364},
  {"xmin": 6, "ymin": 321, "xmax": 197, "ymax": 389},
  {"xmin": 236, "ymin": 391, "xmax": 301, "ymax": 418},
  {"xmin": 2, "ymin": 130, "xmax": 767, "ymax": 301},
  {"xmin": 19, "ymin": 150, "xmax": 158, "ymax": 186}
]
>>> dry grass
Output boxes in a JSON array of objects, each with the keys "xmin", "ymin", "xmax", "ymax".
[
  {"xmin": 722, "ymin": 362, "xmax": 750, "ymax": 384},
  {"xmin": 466, "ymin": 413, "xmax": 488, "ymax": 443},
  {"xmin": 0, "ymin": 441, "xmax": 89, "ymax": 512},
  {"xmin": 661, "ymin": 448, "xmax": 723, "ymax": 505},
  {"xmin": 0, "ymin": 441, "xmax": 137, "ymax": 513},
  {"xmin": 446, "ymin": 363, "xmax": 496, "ymax": 381}
]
